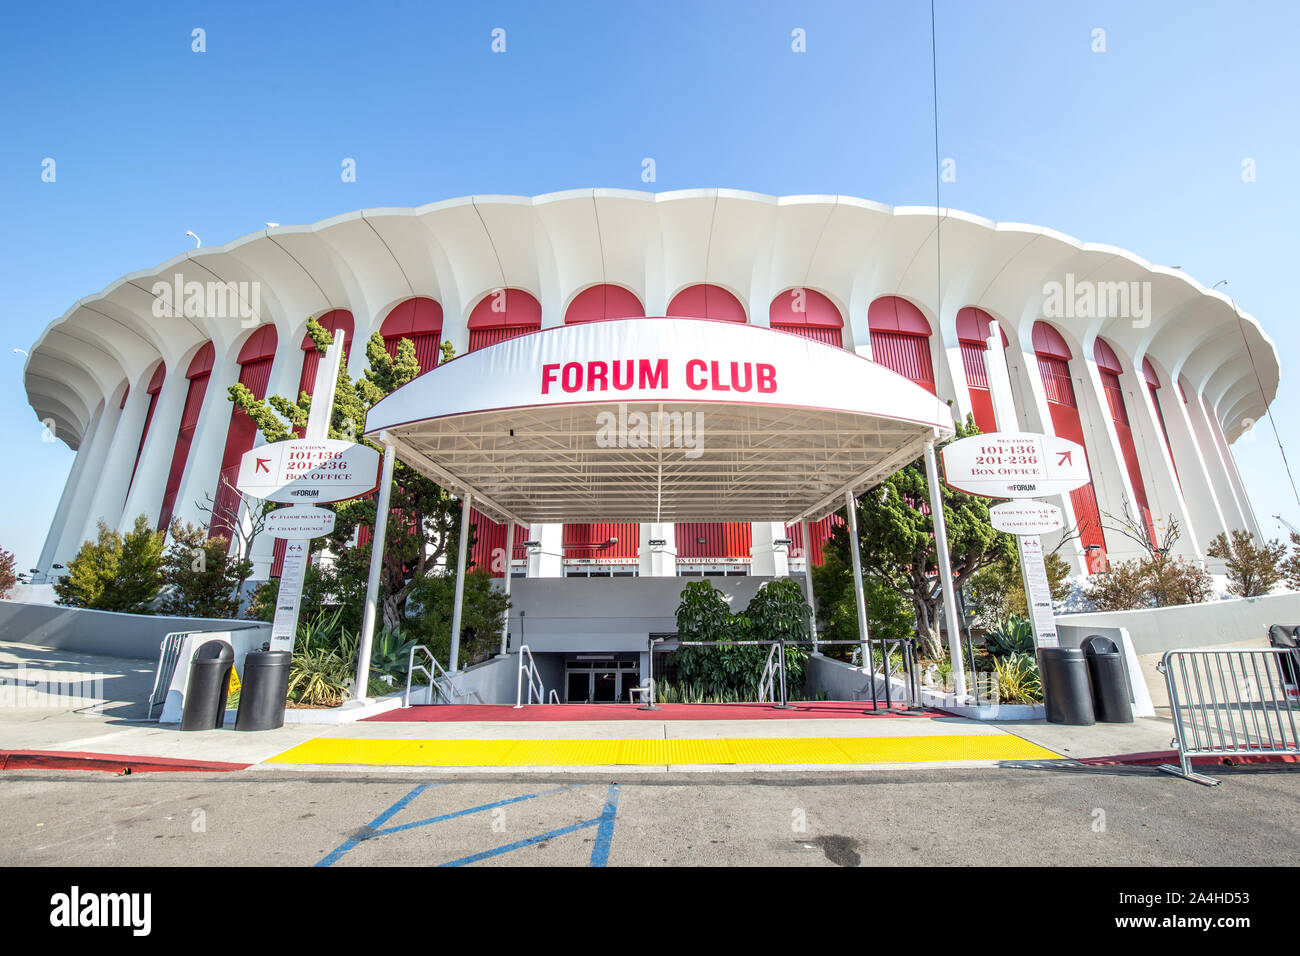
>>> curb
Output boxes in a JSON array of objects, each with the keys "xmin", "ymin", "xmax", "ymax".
[
  {"xmin": 1077, "ymin": 749, "xmax": 1300, "ymax": 768},
  {"xmin": 0, "ymin": 749, "xmax": 252, "ymax": 775}
]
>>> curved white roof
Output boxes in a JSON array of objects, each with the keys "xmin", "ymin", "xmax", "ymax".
[{"xmin": 26, "ymin": 188, "xmax": 1279, "ymax": 449}]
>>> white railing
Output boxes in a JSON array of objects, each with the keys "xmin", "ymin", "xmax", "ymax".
[
  {"xmin": 515, "ymin": 645, "xmax": 548, "ymax": 707},
  {"xmin": 405, "ymin": 644, "xmax": 467, "ymax": 706},
  {"xmin": 147, "ymin": 631, "xmax": 191, "ymax": 720},
  {"xmin": 757, "ymin": 643, "xmax": 779, "ymax": 703}
]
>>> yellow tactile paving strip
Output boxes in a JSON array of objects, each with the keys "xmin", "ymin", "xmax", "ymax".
[{"xmin": 267, "ymin": 734, "xmax": 1061, "ymax": 767}]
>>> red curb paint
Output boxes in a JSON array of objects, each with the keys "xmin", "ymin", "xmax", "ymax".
[
  {"xmin": 364, "ymin": 701, "xmax": 935, "ymax": 722},
  {"xmin": 0, "ymin": 749, "xmax": 251, "ymax": 774}
]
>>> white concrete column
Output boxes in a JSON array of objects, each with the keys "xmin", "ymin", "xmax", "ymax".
[
  {"xmin": 170, "ymin": 355, "xmax": 241, "ymax": 531},
  {"xmin": 119, "ymin": 364, "xmax": 191, "ymax": 532},
  {"xmin": 1129, "ymin": 368, "xmax": 1200, "ymax": 559},
  {"xmin": 449, "ymin": 493, "xmax": 473, "ymax": 672},
  {"xmin": 1161, "ymin": 382, "xmax": 1233, "ymax": 557},
  {"xmin": 750, "ymin": 521, "xmax": 789, "ymax": 577},
  {"xmin": 924, "ymin": 438, "xmax": 968, "ymax": 699},
  {"xmin": 799, "ymin": 518, "xmax": 820, "ymax": 654},
  {"xmin": 1183, "ymin": 390, "xmax": 1247, "ymax": 547},
  {"xmin": 638, "ymin": 522, "xmax": 676, "ymax": 576},
  {"xmin": 82, "ymin": 385, "xmax": 152, "ymax": 544},
  {"xmin": 1207, "ymin": 408, "xmax": 1262, "ymax": 540},
  {"xmin": 1076, "ymin": 352, "xmax": 1149, "ymax": 564},
  {"xmin": 527, "ymin": 522, "xmax": 563, "ymax": 577},
  {"xmin": 843, "ymin": 491, "xmax": 871, "ymax": 665},
  {"xmin": 500, "ymin": 520, "xmax": 515, "ymax": 654},
  {"xmin": 35, "ymin": 410, "xmax": 104, "ymax": 579},
  {"xmin": 54, "ymin": 401, "xmax": 120, "ymax": 562}
]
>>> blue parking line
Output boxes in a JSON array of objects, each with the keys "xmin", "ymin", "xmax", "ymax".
[
  {"xmin": 315, "ymin": 783, "xmax": 438, "ymax": 867},
  {"xmin": 589, "ymin": 784, "xmax": 621, "ymax": 866},
  {"xmin": 374, "ymin": 785, "xmax": 578, "ymax": 836},
  {"xmin": 315, "ymin": 782, "xmax": 621, "ymax": 867}
]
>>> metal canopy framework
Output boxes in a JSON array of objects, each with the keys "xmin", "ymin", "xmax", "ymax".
[
  {"xmin": 384, "ymin": 403, "xmax": 936, "ymax": 527},
  {"xmin": 365, "ymin": 318, "xmax": 956, "ymax": 526}
]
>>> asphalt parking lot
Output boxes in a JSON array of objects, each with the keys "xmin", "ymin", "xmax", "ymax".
[{"xmin": 2, "ymin": 762, "xmax": 1298, "ymax": 867}]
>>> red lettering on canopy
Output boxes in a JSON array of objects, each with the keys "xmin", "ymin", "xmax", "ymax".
[
  {"xmin": 686, "ymin": 359, "xmax": 708, "ymax": 390},
  {"xmin": 639, "ymin": 358, "xmax": 668, "ymax": 389},
  {"xmin": 757, "ymin": 364, "xmax": 777, "ymax": 393},
  {"xmin": 541, "ymin": 363, "xmax": 560, "ymax": 394}
]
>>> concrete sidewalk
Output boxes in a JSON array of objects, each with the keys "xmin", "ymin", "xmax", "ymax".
[{"xmin": 0, "ymin": 640, "xmax": 1185, "ymax": 773}]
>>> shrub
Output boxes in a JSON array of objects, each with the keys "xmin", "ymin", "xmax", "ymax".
[
  {"xmin": 1207, "ymin": 530, "xmax": 1285, "ymax": 598},
  {"xmin": 0, "ymin": 548, "xmax": 16, "ymax": 599},
  {"xmin": 993, "ymin": 652, "xmax": 1042, "ymax": 704},
  {"xmin": 53, "ymin": 515, "xmax": 163, "ymax": 613},
  {"xmin": 1085, "ymin": 554, "xmax": 1214, "ymax": 610},
  {"xmin": 157, "ymin": 520, "xmax": 249, "ymax": 618},
  {"xmin": 406, "ymin": 569, "xmax": 511, "ymax": 667}
]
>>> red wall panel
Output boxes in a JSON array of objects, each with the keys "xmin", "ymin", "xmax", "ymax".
[
  {"xmin": 563, "ymin": 522, "xmax": 640, "ymax": 561},
  {"xmin": 1035, "ymin": 353, "xmax": 1108, "ymax": 568},
  {"xmin": 157, "ymin": 372, "xmax": 210, "ymax": 530},
  {"xmin": 676, "ymin": 522, "xmax": 752, "ymax": 560}
]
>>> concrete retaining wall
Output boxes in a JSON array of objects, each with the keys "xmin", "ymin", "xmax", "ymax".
[
  {"xmin": 0, "ymin": 599, "xmax": 268, "ymax": 661},
  {"xmin": 1056, "ymin": 591, "xmax": 1300, "ymax": 656}
]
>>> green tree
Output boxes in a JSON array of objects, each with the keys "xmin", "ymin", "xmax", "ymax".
[
  {"xmin": 811, "ymin": 549, "xmax": 914, "ymax": 659},
  {"xmin": 0, "ymin": 548, "xmax": 16, "ymax": 599},
  {"xmin": 157, "ymin": 520, "xmax": 249, "ymax": 618},
  {"xmin": 1283, "ymin": 532, "xmax": 1300, "ymax": 592},
  {"xmin": 828, "ymin": 416, "xmax": 1015, "ymax": 658},
  {"xmin": 406, "ymin": 569, "xmax": 512, "ymax": 666},
  {"xmin": 1207, "ymin": 529, "xmax": 1285, "ymax": 598},
  {"xmin": 965, "ymin": 547, "xmax": 1073, "ymax": 629},
  {"xmin": 53, "ymin": 515, "xmax": 163, "ymax": 613},
  {"xmin": 229, "ymin": 318, "xmax": 464, "ymax": 629}
]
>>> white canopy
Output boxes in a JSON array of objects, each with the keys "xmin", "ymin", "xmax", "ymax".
[{"xmin": 363, "ymin": 318, "xmax": 956, "ymax": 525}]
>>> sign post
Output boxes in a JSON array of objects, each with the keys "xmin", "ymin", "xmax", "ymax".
[
  {"xmin": 236, "ymin": 336, "xmax": 381, "ymax": 658},
  {"xmin": 940, "ymin": 430, "xmax": 1086, "ymax": 651}
]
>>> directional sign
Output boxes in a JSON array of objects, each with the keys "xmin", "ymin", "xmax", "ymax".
[
  {"xmin": 940, "ymin": 432, "xmax": 1090, "ymax": 499},
  {"xmin": 989, "ymin": 501, "xmax": 1065, "ymax": 535},
  {"xmin": 265, "ymin": 505, "xmax": 337, "ymax": 539},
  {"xmin": 1018, "ymin": 535, "xmax": 1059, "ymax": 649},
  {"xmin": 270, "ymin": 539, "xmax": 310, "ymax": 651},
  {"xmin": 236, "ymin": 438, "xmax": 380, "ymax": 504}
]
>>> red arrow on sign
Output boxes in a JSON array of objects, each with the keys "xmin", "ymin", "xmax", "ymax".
[
  {"xmin": 255, "ymin": 457, "xmax": 271, "ymax": 473},
  {"xmin": 1056, "ymin": 450, "xmax": 1073, "ymax": 466}
]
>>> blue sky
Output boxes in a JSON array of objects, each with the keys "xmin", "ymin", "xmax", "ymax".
[{"xmin": 1, "ymin": 0, "xmax": 1297, "ymax": 570}]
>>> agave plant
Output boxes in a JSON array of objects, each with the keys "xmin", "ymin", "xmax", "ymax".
[{"xmin": 983, "ymin": 616, "xmax": 1035, "ymax": 659}]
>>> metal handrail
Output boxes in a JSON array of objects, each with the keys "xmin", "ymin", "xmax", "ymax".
[
  {"xmin": 1157, "ymin": 646, "xmax": 1300, "ymax": 785},
  {"xmin": 757, "ymin": 643, "xmax": 779, "ymax": 703},
  {"xmin": 548, "ymin": 689, "xmax": 560, "ymax": 705},
  {"xmin": 405, "ymin": 644, "xmax": 466, "ymax": 706},
  {"xmin": 515, "ymin": 645, "xmax": 547, "ymax": 708}
]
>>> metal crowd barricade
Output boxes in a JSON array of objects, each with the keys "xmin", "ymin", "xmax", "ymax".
[
  {"xmin": 1157, "ymin": 647, "xmax": 1300, "ymax": 786},
  {"xmin": 147, "ymin": 631, "xmax": 191, "ymax": 720}
]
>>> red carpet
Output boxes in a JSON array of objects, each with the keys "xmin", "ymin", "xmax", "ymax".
[
  {"xmin": 364, "ymin": 701, "xmax": 931, "ymax": 722},
  {"xmin": 0, "ymin": 749, "xmax": 251, "ymax": 774}
]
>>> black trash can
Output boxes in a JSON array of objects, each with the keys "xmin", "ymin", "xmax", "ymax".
[
  {"xmin": 1267, "ymin": 624, "xmax": 1300, "ymax": 700},
  {"xmin": 1039, "ymin": 647, "xmax": 1095, "ymax": 725},
  {"xmin": 180, "ymin": 640, "xmax": 234, "ymax": 731},
  {"xmin": 1081, "ymin": 635, "xmax": 1133, "ymax": 723},
  {"xmin": 235, "ymin": 650, "xmax": 292, "ymax": 731}
]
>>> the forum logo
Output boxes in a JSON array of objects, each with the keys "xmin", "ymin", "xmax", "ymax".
[
  {"xmin": 151, "ymin": 273, "xmax": 262, "ymax": 327},
  {"xmin": 595, "ymin": 403, "xmax": 704, "ymax": 459},
  {"xmin": 1042, "ymin": 273, "xmax": 1152, "ymax": 329}
]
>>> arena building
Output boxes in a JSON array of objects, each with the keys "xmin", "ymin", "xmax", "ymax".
[{"xmin": 25, "ymin": 189, "xmax": 1276, "ymax": 600}]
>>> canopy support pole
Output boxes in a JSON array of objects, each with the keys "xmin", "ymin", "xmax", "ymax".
[
  {"xmin": 500, "ymin": 520, "xmax": 515, "ymax": 656},
  {"xmin": 924, "ymin": 437, "xmax": 968, "ymax": 699},
  {"xmin": 354, "ymin": 441, "xmax": 396, "ymax": 701},
  {"xmin": 449, "ymin": 493, "xmax": 473, "ymax": 672},
  {"xmin": 799, "ymin": 518, "xmax": 820, "ymax": 654},
  {"xmin": 843, "ymin": 490, "xmax": 871, "ymax": 666}
]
